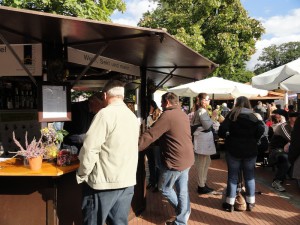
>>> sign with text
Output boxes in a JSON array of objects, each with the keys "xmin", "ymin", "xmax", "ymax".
[
  {"xmin": 0, "ymin": 44, "xmax": 42, "ymax": 76},
  {"xmin": 67, "ymin": 47, "xmax": 140, "ymax": 76}
]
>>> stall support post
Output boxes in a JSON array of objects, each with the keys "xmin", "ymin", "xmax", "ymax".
[{"xmin": 297, "ymin": 93, "xmax": 300, "ymax": 112}]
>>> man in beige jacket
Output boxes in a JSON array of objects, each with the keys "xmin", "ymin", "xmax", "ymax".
[{"xmin": 77, "ymin": 80, "xmax": 140, "ymax": 225}]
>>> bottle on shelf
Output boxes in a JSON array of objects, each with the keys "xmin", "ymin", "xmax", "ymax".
[
  {"xmin": 20, "ymin": 90, "xmax": 25, "ymax": 109},
  {"xmin": 14, "ymin": 87, "xmax": 20, "ymax": 109},
  {"xmin": 6, "ymin": 83, "xmax": 13, "ymax": 109},
  {"xmin": 29, "ymin": 90, "xmax": 34, "ymax": 109}
]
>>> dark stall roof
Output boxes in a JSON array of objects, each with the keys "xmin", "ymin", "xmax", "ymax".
[{"xmin": 0, "ymin": 6, "xmax": 217, "ymax": 88}]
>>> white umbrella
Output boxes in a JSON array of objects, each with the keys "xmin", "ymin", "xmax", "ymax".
[
  {"xmin": 252, "ymin": 58, "xmax": 300, "ymax": 91},
  {"xmin": 280, "ymin": 75, "xmax": 300, "ymax": 92},
  {"xmin": 168, "ymin": 77, "xmax": 268, "ymax": 98}
]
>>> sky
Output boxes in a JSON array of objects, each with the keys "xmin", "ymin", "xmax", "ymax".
[{"xmin": 111, "ymin": 0, "xmax": 300, "ymax": 71}]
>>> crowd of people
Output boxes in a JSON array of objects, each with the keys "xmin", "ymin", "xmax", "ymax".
[{"xmin": 64, "ymin": 81, "xmax": 300, "ymax": 225}]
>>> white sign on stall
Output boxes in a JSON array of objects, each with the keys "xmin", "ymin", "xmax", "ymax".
[
  {"xmin": 0, "ymin": 44, "xmax": 42, "ymax": 76},
  {"xmin": 42, "ymin": 85, "xmax": 67, "ymax": 119},
  {"xmin": 67, "ymin": 47, "xmax": 140, "ymax": 76}
]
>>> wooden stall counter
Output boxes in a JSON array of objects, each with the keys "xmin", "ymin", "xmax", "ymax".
[
  {"xmin": 0, "ymin": 158, "xmax": 81, "ymax": 225},
  {"xmin": 0, "ymin": 154, "xmax": 146, "ymax": 225}
]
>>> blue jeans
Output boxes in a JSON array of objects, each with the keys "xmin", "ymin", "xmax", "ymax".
[
  {"xmin": 81, "ymin": 183, "xmax": 134, "ymax": 225},
  {"xmin": 159, "ymin": 166, "xmax": 191, "ymax": 225},
  {"xmin": 225, "ymin": 153, "xmax": 256, "ymax": 204}
]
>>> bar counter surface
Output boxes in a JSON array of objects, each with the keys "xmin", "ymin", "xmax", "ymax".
[{"xmin": 0, "ymin": 158, "xmax": 79, "ymax": 176}]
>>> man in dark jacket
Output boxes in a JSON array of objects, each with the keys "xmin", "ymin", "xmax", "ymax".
[
  {"xmin": 288, "ymin": 115, "xmax": 300, "ymax": 188},
  {"xmin": 269, "ymin": 112, "xmax": 298, "ymax": 192},
  {"xmin": 288, "ymin": 115, "xmax": 300, "ymax": 163},
  {"xmin": 139, "ymin": 92, "xmax": 194, "ymax": 225},
  {"xmin": 273, "ymin": 104, "xmax": 289, "ymax": 121}
]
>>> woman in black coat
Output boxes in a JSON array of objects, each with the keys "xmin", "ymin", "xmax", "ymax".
[{"xmin": 218, "ymin": 96, "xmax": 265, "ymax": 212}]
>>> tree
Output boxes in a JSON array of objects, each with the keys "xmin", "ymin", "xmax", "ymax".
[
  {"xmin": 138, "ymin": 0, "xmax": 265, "ymax": 83},
  {"xmin": 254, "ymin": 42, "xmax": 300, "ymax": 74},
  {"xmin": 0, "ymin": 0, "xmax": 126, "ymax": 21}
]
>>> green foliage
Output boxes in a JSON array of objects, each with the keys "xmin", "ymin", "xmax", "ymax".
[
  {"xmin": 0, "ymin": 0, "xmax": 126, "ymax": 21},
  {"xmin": 138, "ymin": 0, "xmax": 264, "ymax": 83},
  {"xmin": 254, "ymin": 41, "xmax": 300, "ymax": 74},
  {"xmin": 55, "ymin": 129, "xmax": 69, "ymax": 143}
]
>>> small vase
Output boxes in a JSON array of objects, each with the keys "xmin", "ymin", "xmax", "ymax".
[{"xmin": 28, "ymin": 156, "xmax": 43, "ymax": 171}]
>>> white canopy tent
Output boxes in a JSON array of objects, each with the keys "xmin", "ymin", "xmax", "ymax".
[
  {"xmin": 168, "ymin": 77, "xmax": 268, "ymax": 99},
  {"xmin": 252, "ymin": 58, "xmax": 300, "ymax": 92}
]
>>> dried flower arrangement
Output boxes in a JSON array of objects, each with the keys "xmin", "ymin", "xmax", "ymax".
[{"xmin": 12, "ymin": 131, "xmax": 46, "ymax": 159}]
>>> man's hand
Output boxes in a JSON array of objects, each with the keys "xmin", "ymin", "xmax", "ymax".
[{"xmin": 284, "ymin": 142, "xmax": 290, "ymax": 153}]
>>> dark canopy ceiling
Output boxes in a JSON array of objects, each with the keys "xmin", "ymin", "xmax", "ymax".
[{"xmin": 0, "ymin": 6, "xmax": 217, "ymax": 89}]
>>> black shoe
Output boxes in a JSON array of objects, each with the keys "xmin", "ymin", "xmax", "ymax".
[
  {"xmin": 205, "ymin": 184, "xmax": 214, "ymax": 192},
  {"xmin": 246, "ymin": 203, "xmax": 255, "ymax": 211},
  {"xmin": 198, "ymin": 186, "xmax": 214, "ymax": 194},
  {"xmin": 222, "ymin": 202, "xmax": 234, "ymax": 212}
]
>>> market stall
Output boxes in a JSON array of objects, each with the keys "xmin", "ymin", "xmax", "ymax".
[{"xmin": 0, "ymin": 5, "xmax": 217, "ymax": 224}]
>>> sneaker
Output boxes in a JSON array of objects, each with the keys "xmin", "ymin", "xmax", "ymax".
[{"xmin": 272, "ymin": 180, "xmax": 286, "ymax": 192}]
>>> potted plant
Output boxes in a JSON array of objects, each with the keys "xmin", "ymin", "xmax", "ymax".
[{"xmin": 12, "ymin": 131, "xmax": 46, "ymax": 171}]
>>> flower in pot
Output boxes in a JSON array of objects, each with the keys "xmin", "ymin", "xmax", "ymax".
[
  {"xmin": 12, "ymin": 131, "xmax": 46, "ymax": 171},
  {"xmin": 41, "ymin": 126, "xmax": 68, "ymax": 160}
]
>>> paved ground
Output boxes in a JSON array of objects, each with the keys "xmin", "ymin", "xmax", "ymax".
[{"xmin": 129, "ymin": 153, "xmax": 300, "ymax": 225}]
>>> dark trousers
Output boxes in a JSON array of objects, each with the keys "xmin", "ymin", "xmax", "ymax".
[
  {"xmin": 145, "ymin": 145, "xmax": 162, "ymax": 186},
  {"xmin": 145, "ymin": 147, "xmax": 157, "ymax": 185},
  {"xmin": 82, "ymin": 183, "xmax": 134, "ymax": 225},
  {"xmin": 274, "ymin": 153, "xmax": 291, "ymax": 181}
]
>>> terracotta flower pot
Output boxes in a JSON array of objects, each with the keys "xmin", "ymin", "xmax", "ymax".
[{"xmin": 28, "ymin": 156, "xmax": 43, "ymax": 171}]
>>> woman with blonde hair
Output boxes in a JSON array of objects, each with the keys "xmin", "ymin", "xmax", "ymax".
[{"xmin": 218, "ymin": 96, "xmax": 265, "ymax": 212}]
